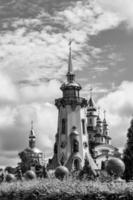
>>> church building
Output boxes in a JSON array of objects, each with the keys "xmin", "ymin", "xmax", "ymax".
[
  {"xmin": 86, "ymin": 94, "xmax": 121, "ymax": 169},
  {"xmin": 18, "ymin": 122, "xmax": 44, "ymax": 173},
  {"xmin": 48, "ymin": 43, "xmax": 97, "ymax": 172},
  {"xmin": 48, "ymin": 43, "xmax": 121, "ymax": 171}
]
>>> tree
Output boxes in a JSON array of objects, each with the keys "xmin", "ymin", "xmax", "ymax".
[{"xmin": 123, "ymin": 118, "xmax": 133, "ymax": 181}]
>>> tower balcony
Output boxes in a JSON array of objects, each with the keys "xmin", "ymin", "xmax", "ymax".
[{"xmin": 55, "ymin": 97, "xmax": 88, "ymax": 109}]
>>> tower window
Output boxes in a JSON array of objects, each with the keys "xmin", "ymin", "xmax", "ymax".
[
  {"xmin": 73, "ymin": 139, "xmax": 79, "ymax": 153},
  {"xmin": 62, "ymin": 119, "xmax": 66, "ymax": 134},
  {"xmin": 82, "ymin": 119, "xmax": 85, "ymax": 134},
  {"xmin": 89, "ymin": 118, "xmax": 92, "ymax": 124}
]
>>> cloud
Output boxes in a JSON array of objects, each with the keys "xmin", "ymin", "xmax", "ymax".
[
  {"xmin": 98, "ymin": 81, "xmax": 133, "ymax": 148},
  {"xmin": 19, "ymin": 79, "xmax": 61, "ymax": 103},
  {"xmin": 0, "ymin": 102, "xmax": 58, "ymax": 166},
  {"xmin": 98, "ymin": 0, "xmax": 133, "ymax": 28},
  {"xmin": 0, "ymin": 72, "xmax": 18, "ymax": 103}
]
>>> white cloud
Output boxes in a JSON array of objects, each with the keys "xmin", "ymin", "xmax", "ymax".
[
  {"xmin": 0, "ymin": 72, "xmax": 18, "ymax": 103},
  {"xmin": 98, "ymin": 0, "xmax": 133, "ymax": 28},
  {"xmin": 19, "ymin": 79, "xmax": 61, "ymax": 103},
  {"xmin": 0, "ymin": 102, "xmax": 58, "ymax": 166}
]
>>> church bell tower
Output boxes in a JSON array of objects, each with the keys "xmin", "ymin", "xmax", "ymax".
[{"xmin": 49, "ymin": 42, "xmax": 97, "ymax": 172}]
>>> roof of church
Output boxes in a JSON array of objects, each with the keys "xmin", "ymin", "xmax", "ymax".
[
  {"xmin": 60, "ymin": 81, "xmax": 81, "ymax": 90},
  {"xmin": 87, "ymin": 97, "xmax": 96, "ymax": 111},
  {"xmin": 21, "ymin": 147, "xmax": 42, "ymax": 154}
]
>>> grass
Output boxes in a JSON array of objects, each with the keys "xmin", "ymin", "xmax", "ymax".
[{"xmin": 0, "ymin": 178, "xmax": 133, "ymax": 199}]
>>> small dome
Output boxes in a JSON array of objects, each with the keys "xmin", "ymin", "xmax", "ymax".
[
  {"xmin": 24, "ymin": 147, "xmax": 42, "ymax": 154},
  {"xmin": 60, "ymin": 81, "xmax": 81, "ymax": 90}
]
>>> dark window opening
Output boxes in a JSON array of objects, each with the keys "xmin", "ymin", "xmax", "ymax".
[
  {"xmin": 60, "ymin": 155, "xmax": 65, "ymax": 166},
  {"xmin": 73, "ymin": 139, "xmax": 79, "ymax": 153},
  {"xmin": 74, "ymin": 159, "xmax": 80, "ymax": 170},
  {"xmin": 62, "ymin": 119, "xmax": 66, "ymax": 134},
  {"xmin": 82, "ymin": 119, "xmax": 85, "ymax": 134}
]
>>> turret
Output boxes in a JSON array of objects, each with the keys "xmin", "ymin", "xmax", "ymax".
[
  {"xmin": 94, "ymin": 108, "xmax": 104, "ymax": 144},
  {"xmin": 87, "ymin": 88, "xmax": 97, "ymax": 131},
  {"xmin": 48, "ymin": 42, "xmax": 97, "ymax": 172},
  {"xmin": 103, "ymin": 111, "xmax": 111, "ymax": 144}
]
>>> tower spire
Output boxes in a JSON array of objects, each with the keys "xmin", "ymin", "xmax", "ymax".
[
  {"xmin": 90, "ymin": 87, "xmax": 93, "ymax": 98},
  {"xmin": 67, "ymin": 40, "xmax": 75, "ymax": 83},
  {"xmin": 68, "ymin": 40, "xmax": 73, "ymax": 74},
  {"xmin": 29, "ymin": 120, "xmax": 36, "ymax": 149}
]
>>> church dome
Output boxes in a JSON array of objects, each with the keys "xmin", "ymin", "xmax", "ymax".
[
  {"xmin": 22, "ymin": 147, "xmax": 42, "ymax": 154},
  {"xmin": 60, "ymin": 81, "xmax": 81, "ymax": 90},
  {"xmin": 30, "ymin": 147, "xmax": 42, "ymax": 154}
]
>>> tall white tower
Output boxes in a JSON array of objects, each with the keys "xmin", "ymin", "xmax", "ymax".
[{"xmin": 48, "ymin": 42, "xmax": 97, "ymax": 172}]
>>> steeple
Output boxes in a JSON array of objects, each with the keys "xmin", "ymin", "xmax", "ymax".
[
  {"xmin": 29, "ymin": 121, "xmax": 36, "ymax": 149},
  {"xmin": 87, "ymin": 87, "xmax": 96, "ymax": 111},
  {"xmin": 66, "ymin": 40, "xmax": 75, "ymax": 83}
]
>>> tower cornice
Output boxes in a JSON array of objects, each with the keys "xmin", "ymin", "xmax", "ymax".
[{"xmin": 55, "ymin": 97, "xmax": 88, "ymax": 109}]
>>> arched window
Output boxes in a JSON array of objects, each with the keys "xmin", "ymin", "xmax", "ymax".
[
  {"xmin": 74, "ymin": 159, "xmax": 80, "ymax": 170},
  {"xmin": 82, "ymin": 119, "xmax": 85, "ymax": 134},
  {"xmin": 60, "ymin": 154, "xmax": 65, "ymax": 166},
  {"xmin": 73, "ymin": 139, "xmax": 79, "ymax": 153},
  {"xmin": 89, "ymin": 118, "xmax": 92, "ymax": 124},
  {"xmin": 62, "ymin": 119, "xmax": 66, "ymax": 134}
]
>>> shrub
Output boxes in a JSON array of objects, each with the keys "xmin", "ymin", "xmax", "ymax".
[
  {"xmin": 25, "ymin": 170, "xmax": 36, "ymax": 180},
  {"xmin": 106, "ymin": 158, "xmax": 125, "ymax": 178},
  {"xmin": 55, "ymin": 166, "xmax": 69, "ymax": 180},
  {"xmin": 5, "ymin": 173, "xmax": 16, "ymax": 182},
  {"xmin": 79, "ymin": 158, "xmax": 97, "ymax": 180}
]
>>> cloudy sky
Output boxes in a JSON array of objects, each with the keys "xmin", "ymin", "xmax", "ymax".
[{"xmin": 0, "ymin": 0, "xmax": 133, "ymax": 167}]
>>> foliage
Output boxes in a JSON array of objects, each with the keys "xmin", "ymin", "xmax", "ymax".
[
  {"xmin": 5, "ymin": 174, "xmax": 16, "ymax": 183},
  {"xmin": 79, "ymin": 158, "xmax": 96, "ymax": 180},
  {"xmin": 106, "ymin": 158, "xmax": 125, "ymax": 178},
  {"xmin": 25, "ymin": 170, "xmax": 36, "ymax": 180},
  {"xmin": 123, "ymin": 118, "xmax": 133, "ymax": 181},
  {"xmin": 0, "ymin": 178, "xmax": 133, "ymax": 200},
  {"xmin": 55, "ymin": 166, "xmax": 69, "ymax": 180}
]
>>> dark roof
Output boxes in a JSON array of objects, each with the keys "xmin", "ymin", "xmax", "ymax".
[{"xmin": 87, "ymin": 97, "xmax": 96, "ymax": 111}]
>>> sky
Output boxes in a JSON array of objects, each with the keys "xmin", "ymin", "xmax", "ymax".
[{"xmin": 0, "ymin": 0, "xmax": 133, "ymax": 167}]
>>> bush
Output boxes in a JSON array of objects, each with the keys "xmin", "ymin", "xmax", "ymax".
[
  {"xmin": 106, "ymin": 158, "xmax": 125, "ymax": 178},
  {"xmin": 55, "ymin": 166, "xmax": 69, "ymax": 180},
  {"xmin": 79, "ymin": 158, "xmax": 97, "ymax": 180},
  {"xmin": 25, "ymin": 170, "xmax": 36, "ymax": 180},
  {"xmin": 5, "ymin": 173, "xmax": 16, "ymax": 182}
]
